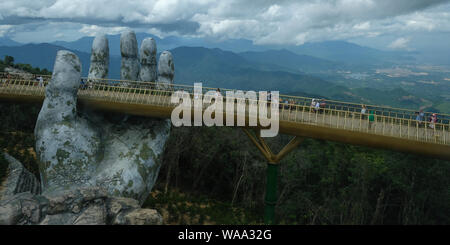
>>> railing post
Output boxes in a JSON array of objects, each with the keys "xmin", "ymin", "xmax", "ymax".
[
  {"xmin": 408, "ymin": 119, "xmax": 410, "ymax": 139},
  {"xmin": 400, "ymin": 118, "xmax": 402, "ymax": 137}
]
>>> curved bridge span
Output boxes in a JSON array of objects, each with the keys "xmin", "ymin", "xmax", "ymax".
[{"xmin": 1, "ymin": 74, "xmax": 449, "ymax": 160}]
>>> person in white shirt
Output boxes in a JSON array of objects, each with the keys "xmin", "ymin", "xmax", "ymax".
[
  {"xmin": 361, "ymin": 105, "xmax": 367, "ymax": 119},
  {"xmin": 38, "ymin": 76, "xmax": 44, "ymax": 87},
  {"xmin": 311, "ymin": 99, "xmax": 316, "ymax": 112}
]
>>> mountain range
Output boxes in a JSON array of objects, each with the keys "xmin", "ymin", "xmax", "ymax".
[
  {"xmin": 0, "ymin": 37, "xmax": 22, "ymax": 47},
  {"xmin": 47, "ymin": 33, "xmax": 416, "ymax": 66},
  {"xmin": 0, "ymin": 43, "xmax": 342, "ymax": 95},
  {"xmin": 0, "ymin": 34, "xmax": 438, "ymax": 110},
  {"xmin": 0, "ymin": 42, "xmax": 428, "ymax": 110}
]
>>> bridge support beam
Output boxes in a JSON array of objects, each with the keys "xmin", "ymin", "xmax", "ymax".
[{"xmin": 242, "ymin": 128, "xmax": 304, "ymax": 224}]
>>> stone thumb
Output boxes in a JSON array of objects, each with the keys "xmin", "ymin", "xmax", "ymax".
[{"xmin": 36, "ymin": 50, "xmax": 81, "ymax": 130}]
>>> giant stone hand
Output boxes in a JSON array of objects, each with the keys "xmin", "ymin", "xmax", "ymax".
[{"xmin": 34, "ymin": 31, "xmax": 173, "ymax": 204}]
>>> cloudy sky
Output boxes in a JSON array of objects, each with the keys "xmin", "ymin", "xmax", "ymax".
[{"xmin": 1, "ymin": 0, "xmax": 450, "ymax": 51}]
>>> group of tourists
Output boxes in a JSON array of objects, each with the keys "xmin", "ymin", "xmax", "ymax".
[
  {"xmin": 360, "ymin": 105, "xmax": 375, "ymax": 129},
  {"xmin": 1, "ymin": 73, "xmax": 46, "ymax": 87},
  {"xmin": 361, "ymin": 105, "xmax": 442, "ymax": 130},
  {"xmin": 279, "ymin": 98, "xmax": 297, "ymax": 110},
  {"xmin": 415, "ymin": 110, "xmax": 439, "ymax": 129},
  {"xmin": 0, "ymin": 73, "xmax": 11, "ymax": 86},
  {"xmin": 80, "ymin": 79, "xmax": 94, "ymax": 90},
  {"xmin": 360, "ymin": 105, "xmax": 441, "ymax": 130},
  {"xmin": 310, "ymin": 99, "xmax": 326, "ymax": 113}
]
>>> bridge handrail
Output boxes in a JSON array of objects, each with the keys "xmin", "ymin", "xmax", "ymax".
[
  {"xmin": 1, "ymin": 78, "xmax": 449, "ymax": 145},
  {"xmin": 81, "ymin": 81, "xmax": 450, "ymax": 145},
  {"xmin": 77, "ymin": 81, "xmax": 450, "ymax": 132},
  {"xmin": 2, "ymin": 75, "xmax": 450, "ymax": 123},
  {"xmin": 77, "ymin": 76, "xmax": 450, "ymax": 122}
]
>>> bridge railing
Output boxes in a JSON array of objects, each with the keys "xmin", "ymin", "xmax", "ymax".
[
  {"xmin": 273, "ymin": 102, "xmax": 449, "ymax": 145},
  {"xmin": 3, "ymin": 72, "xmax": 448, "ymax": 122},
  {"xmin": 0, "ymin": 72, "xmax": 52, "ymax": 81},
  {"xmin": 77, "ymin": 77, "xmax": 450, "ymax": 122},
  {"xmin": 1, "ymin": 76, "xmax": 449, "ymax": 145},
  {"xmin": 3, "ymin": 71, "xmax": 449, "ymax": 122},
  {"xmin": 74, "ymin": 78, "xmax": 450, "ymax": 145},
  {"xmin": 0, "ymin": 78, "xmax": 46, "ymax": 96},
  {"xmin": 277, "ymin": 95, "xmax": 450, "ymax": 126}
]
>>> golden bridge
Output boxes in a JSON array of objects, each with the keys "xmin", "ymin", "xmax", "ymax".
[
  {"xmin": 2, "ymin": 71, "xmax": 450, "ymax": 224},
  {"xmin": 1, "ymin": 73, "xmax": 449, "ymax": 161}
]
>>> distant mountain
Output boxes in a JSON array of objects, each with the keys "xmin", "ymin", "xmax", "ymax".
[
  {"xmin": 0, "ymin": 43, "xmax": 425, "ymax": 109},
  {"xmin": 51, "ymin": 33, "xmax": 267, "ymax": 56},
  {"xmin": 290, "ymin": 40, "xmax": 416, "ymax": 66},
  {"xmin": 52, "ymin": 33, "xmax": 165, "ymax": 56},
  {"xmin": 170, "ymin": 46, "xmax": 348, "ymax": 96},
  {"xmin": 50, "ymin": 34, "xmax": 418, "ymax": 67},
  {"xmin": 0, "ymin": 42, "xmax": 347, "ymax": 97},
  {"xmin": 239, "ymin": 49, "xmax": 341, "ymax": 73},
  {"xmin": 52, "ymin": 37, "xmax": 96, "ymax": 55},
  {"xmin": 171, "ymin": 46, "xmax": 297, "ymax": 75},
  {"xmin": 0, "ymin": 37, "xmax": 22, "ymax": 47},
  {"xmin": 0, "ymin": 43, "xmax": 121, "ymax": 78},
  {"xmin": 0, "ymin": 43, "xmax": 85, "ymax": 70}
]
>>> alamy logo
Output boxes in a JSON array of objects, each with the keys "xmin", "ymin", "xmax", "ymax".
[{"xmin": 170, "ymin": 83, "xmax": 280, "ymax": 137}]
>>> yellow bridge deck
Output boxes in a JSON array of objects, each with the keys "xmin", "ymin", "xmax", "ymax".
[{"xmin": 1, "ymin": 76, "xmax": 449, "ymax": 160}]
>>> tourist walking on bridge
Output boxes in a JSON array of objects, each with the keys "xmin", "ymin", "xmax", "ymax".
[
  {"xmin": 361, "ymin": 105, "xmax": 367, "ymax": 120},
  {"xmin": 415, "ymin": 111, "xmax": 421, "ymax": 121},
  {"xmin": 310, "ymin": 99, "xmax": 316, "ymax": 112},
  {"xmin": 369, "ymin": 110, "xmax": 375, "ymax": 129},
  {"xmin": 314, "ymin": 99, "xmax": 320, "ymax": 113},
  {"xmin": 38, "ymin": 76, "xmax": 44, "ymax": 87},
  {"xmin": 319, "ymin": 99, "xmax": 326, "ymax": 114},
  {"xmin": 429, "ymin": 113, "xmax": 438, "ymax": 129},
  {"xmin": 419, "ymin": 110, "xmax": 425, "ymax": 121}
]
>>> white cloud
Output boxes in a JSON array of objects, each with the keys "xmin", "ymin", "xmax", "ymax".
[
  {"xmin": 354, "ymin": 22, "xmax": 371, "ymax": 30},
  {"xmin": 0, "ymin": 25, "xmax": 14, "ymax": 37},
  {"xmin": 388, "ymin": 37, "xmax": 411, "ymax": 49},
  {"xmin": 0, "ymin": 0, "xmax": 449, "ymax": 44},
  {"xmin": 79, "ymin": 24, "xmax": 130, "ymax": 37}
]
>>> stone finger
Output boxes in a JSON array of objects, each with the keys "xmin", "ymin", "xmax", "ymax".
[
  {"xmin": 157, "ymin": 51, "xmax": 174, "ymax": 89},
  {"xmin": 120, "ymin": 30, "xmax": 139, "ymax": 82},
  {"xmin": 139, "ymin": 37, "xmax": 157, "ymax": 82},
  {"xmin": 88, "ymin": 35, "xmax": 109, "ymax": 80}
]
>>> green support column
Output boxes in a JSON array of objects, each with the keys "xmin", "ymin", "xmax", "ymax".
[
  {"xmin": 242, "ymin": 129, "xmax": 304, "ymax": 225},
  {"xmin": 264, "ymin": 163, "xmax": 278, "ymax": 225}
]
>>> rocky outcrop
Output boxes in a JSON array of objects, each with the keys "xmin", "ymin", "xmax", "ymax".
[
  {"xmin": 0, "ymin": 152, "xmax": 40, "ymax": 200},
  {"xmin": 34, "ymin": 31, "xmax": 173, "ymax": 205},
  {"xmin": 0, "ymin": 187, "xmax": 163, "ymax": 225},
  {"xmin": 0, "ymin": 155, "xmax": 162, "ymax": 225}
]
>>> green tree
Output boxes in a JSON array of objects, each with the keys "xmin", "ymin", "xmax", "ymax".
[{"xmin": 4, "ymin": 55, "xmax": 14, "ymax": 66}]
